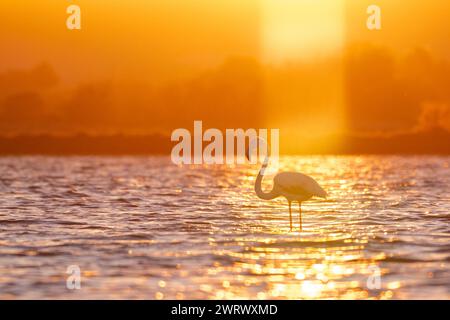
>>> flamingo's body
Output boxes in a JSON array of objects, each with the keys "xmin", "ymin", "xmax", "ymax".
[{"xmin": 254, "ymin": 160, "xmax": 327, "ymax": 231}]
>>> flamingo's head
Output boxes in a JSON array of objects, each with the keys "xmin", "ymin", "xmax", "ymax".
[{"xmin": 245, "ymin": 145, "xmax": 250, "ymax": 161}]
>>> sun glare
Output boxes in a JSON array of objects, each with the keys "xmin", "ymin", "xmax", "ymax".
[
  {"xmin": 261, "ymin": 0, "xmax": 346, "ymax": 151},
  {"xmin": 262, "ymin": 0, "xmax": 345, "ymax": 62}
]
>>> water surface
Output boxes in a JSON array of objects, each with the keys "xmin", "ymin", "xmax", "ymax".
[{"xmin": 0, "ymin": 156, "xmax": 448, "ymax": 299}]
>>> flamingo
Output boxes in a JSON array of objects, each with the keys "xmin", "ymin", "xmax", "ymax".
[{"xmin": 246, "ymin": 141, "xmax": 327, "ymax": 231}]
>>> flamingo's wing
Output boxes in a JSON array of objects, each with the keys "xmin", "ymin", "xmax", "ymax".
[{"xmin": 275, "ymin": 172, "xmax": 327, "ymax": 198}]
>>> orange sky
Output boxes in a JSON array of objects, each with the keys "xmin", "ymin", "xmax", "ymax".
[
  {"xmin": 0, "ymin": 0, "xmax": 260, "ymax": 84},
  {"xmin": 0, "ymin": 0, "xmax": 449, "ymax": 151},
  {"xmin": 2, "ymin": 1, "xmax": 449, "ymax": 80}
]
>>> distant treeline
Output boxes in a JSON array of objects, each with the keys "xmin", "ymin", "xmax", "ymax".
[{"xmin": 0, "ymin": 129, "xmax": 449, "ymax": 155}]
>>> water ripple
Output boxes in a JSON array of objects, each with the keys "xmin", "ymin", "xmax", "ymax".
[{"xmin": 0, "ymin": 155, "xmax": 448, "ymax": 299}]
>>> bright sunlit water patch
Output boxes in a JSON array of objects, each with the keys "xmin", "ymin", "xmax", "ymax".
[{"xmin": 0, "ymin": 156, "xmax": 448, "ymax": 299}]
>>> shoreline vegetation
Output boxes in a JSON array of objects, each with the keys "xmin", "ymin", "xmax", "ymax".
[{"xmin": 0, "ymin": 128, "xmax": 448, "ymax": 155}]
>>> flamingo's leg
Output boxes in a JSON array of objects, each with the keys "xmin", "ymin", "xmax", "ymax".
[
  {"xmin": 289, "ymin": 201, "xmax": 293, "ymax": 231},
  {"xmin": 299, "ymin": 202, "xmax": 302, "ymax": 231}
]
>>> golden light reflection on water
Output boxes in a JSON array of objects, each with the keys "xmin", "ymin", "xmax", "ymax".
[
  {"xmin": 201, "ymin": 235, "xmax": 387, "ymax": 300},
  {"xmin": 0, "ymin": 156, "xmax": 448, "ymax": 299},
  {"xmin": 154, "ymin": 156, "xmax": 448, "ymax": 300}
]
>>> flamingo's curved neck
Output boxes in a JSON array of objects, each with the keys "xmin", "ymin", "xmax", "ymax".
[{"xmin": 254, "ymin": 154, "xmax": 278, "ymax": 200}]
